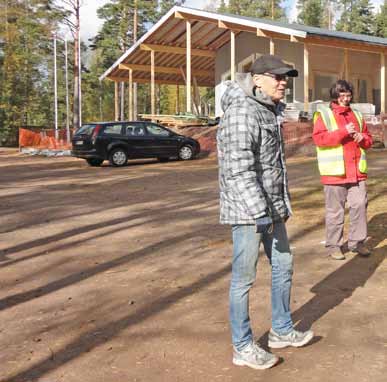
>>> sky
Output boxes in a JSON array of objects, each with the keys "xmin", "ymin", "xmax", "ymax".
[{"xmin": 79, "ymin": 0, "xmax": 385, "ymax": 41}]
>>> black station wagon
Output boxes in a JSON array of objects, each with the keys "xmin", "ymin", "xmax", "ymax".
[{"xmin": 71, "ymin": 121, "xmax": 201, "ymax": 167}]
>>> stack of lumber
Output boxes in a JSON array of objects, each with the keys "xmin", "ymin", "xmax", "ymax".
[{"xmin": 139, "ymin": 114, "xmax": 209, "ymax": 129}]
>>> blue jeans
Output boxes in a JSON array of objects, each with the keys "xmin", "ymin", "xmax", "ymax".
[{"xmin": 230, "ymin": 223, "xmax": 294, "ymax": 350}]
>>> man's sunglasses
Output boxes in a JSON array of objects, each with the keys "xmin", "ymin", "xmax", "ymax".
[{"xmin": 263, "ymin": 73, "xmax": 289, "ymax": 81}]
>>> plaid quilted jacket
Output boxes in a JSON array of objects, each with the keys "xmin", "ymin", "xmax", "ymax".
[{"xmin": 217, "ymin": 73, "xmax": 292, "ymax": 225}]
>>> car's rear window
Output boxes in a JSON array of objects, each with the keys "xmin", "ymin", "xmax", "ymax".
[
  {"xmin": 76, "ymin": 124, "xmax": 98, "ymax": 136},
  {"xmin": 102, "ymin": 124, "xmax": 123, "ymax": 135}
]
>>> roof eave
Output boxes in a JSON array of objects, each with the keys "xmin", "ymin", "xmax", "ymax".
[{"xmin": 173, "ymin": 6, "xmax": 307, "ymax": 38}]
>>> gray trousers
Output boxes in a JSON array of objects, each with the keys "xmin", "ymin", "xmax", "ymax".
[{"xmin": 324, "ymin": 181, "xmax": 368, "ymax": 253}]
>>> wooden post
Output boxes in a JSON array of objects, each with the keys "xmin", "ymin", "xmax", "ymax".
[
  {"xmin": 128, "ymin": 69, "xmax": 133, "ymax": 120},
  {"xmin": 270, "ymin": 38, "xmax": 275, "ymax": 55},
  {"xmin": 381, "ymin": 53, "xmax": 385, "ymax": 114},
  {"xmin": 231, "ymin": 30, "xmax": 235, "ymax": 81},
  {"xmin": 133, "ymin": 83, "xmax": 138, "ymax": 120},
  {"xmin": 151, "ymin": 49, "xmax": 155, "ymax": 116},
  {"xmin": 344, "ymin": 49, "xmax": 349, "ymax": 81},
  {"xmin": 120, "ymin": 83, "xmax": 124, "ymax": 121},
  {"xmin": 186, "ymin": 20, "xmax": 191, "ymax": 113},
  {"xmin": 304, "ymin": 43, "xmax": 309, "ymax": 113},
  {"xmin": 176, "ymin": 84, "xmax": 180, "ymax": 114},
  {"xmin": 114, "ymin": 81, "xmax": 119, "ymax": 121}
]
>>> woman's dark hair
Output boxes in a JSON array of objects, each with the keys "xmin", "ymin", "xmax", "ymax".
[{"xmin": 330, "ymin": 80, "xmax": 353, "ymax": 100}]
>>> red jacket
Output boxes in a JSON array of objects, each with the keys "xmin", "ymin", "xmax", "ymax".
[{"xmin": 312, "ymin": 102, "xmax": 373, "ymax": 185}]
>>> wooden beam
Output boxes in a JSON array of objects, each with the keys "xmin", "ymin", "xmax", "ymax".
[
  {"xmin": 107, "ymin": 76, "xmax": 214, "ymax": 87},
  {"xmin": 304, "ymin": 43, "xmax": 309, "ymax": 113},
  {"xmin": 209, "ymin": 29, "xmax": 240, "ymax": 50},
  {"xmin": 174, "ymin": 10, "xmax": 217, "ymax": 24},
  {"xmin": 151, "ymin": 50, "xmax": 155, "ymax": 116},
  {"xmin": 120, "ymin": 83, "xmax": 124, "ymax": 122},
  {"xmin": 186, "ymin": 20, "xmax": 192, "ymax": 113},
  {"xmin": 231, "ymin": 30, "xmax": 235, "ymax": 81},
  {"xmin": 179, "ymin": 66, "xmax": 187, "ymax": 83},
  {"xmin": 381, "ymin": 53, "xmax": 386, "ymax": 114},
  {"xmin": 191, "ymin": 23, "xmax": 218, "ymax": 46},
  {"xmin": 344, "ymin": 49, "xmax": 349, "ymax": 81},
  {"xmin": 257, "ymin": 28, "xmax": 292, "ymax": 41},
  {"xmin": 290, "ymin": 35, "xmax": 302, "ymax": 43},
  {"xmin": 176, "ymin": 84, "xmax": 180, "ymax": 114},
  {"xmin": 270, "ymin": 38, "xmax": 275, "ymax": 55},
  {"xmin": 140, "ymin": 43, "xmax": 216, "ymax": 58},
  {"xmin": 304, "ymin": 35, "xmax": 386, "ymax": 54},
  {"xmin": 114, "ymin": 81, "xmax": 119, "ymax": 121},
  {"xmin": 128, "ymin": 69, "xmax": 133, "ymax": 120},
  {"xmin": 119, "ymin": 63, "xmax": 211, "ymax": 78},
  {"xmin": 218, "ymin": 20, "xmax": 256, "ymax": 33},
  {"xmin": 257, "ymin": 28, "xmax": 269, "ymax": 38}
]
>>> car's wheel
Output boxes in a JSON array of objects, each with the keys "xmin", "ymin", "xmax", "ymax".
[
  {"xmin": 86, "ymin": 158, "xmax": 104, "ymax": 167},
  {"xmin": 109, "ymin": 148, "xmax": 128, "ymax": 167},
  {"xmin": 157, "ymin": 157, "xmax": 169, "ymax": 162},
  {"xmin": 178, "ymin": 145, "xmax": 194, "ymax": 160}
]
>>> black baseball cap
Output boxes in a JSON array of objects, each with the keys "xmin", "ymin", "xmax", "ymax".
[{"xmin": 251, "ymin": 54, "xmax": 298, "ymax": 77}]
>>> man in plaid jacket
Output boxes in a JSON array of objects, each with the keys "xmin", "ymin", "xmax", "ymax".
[{"xmin": 217, "ymin": 55, "xmax": 314, "ymax": 370}]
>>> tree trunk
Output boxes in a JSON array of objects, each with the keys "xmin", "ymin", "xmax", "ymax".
[
  {"xmin": 72, "ymin": 0, "xmax": 80, "ymax": 129},
  {"xmin": 133, "ymin": 0, "xmax": 138, "ymax": 119}
]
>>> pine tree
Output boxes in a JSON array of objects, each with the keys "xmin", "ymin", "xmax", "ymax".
[
  {"xmin": 220, "ymin": 0, "xmax": 286, "ymax": 20},
  {"xmin": 336, "ymin": 0, "xmax": 375, "ymax": 35},
  {"xmin": 158, "ymin": 0, "xmax": 185, "ymax": 15},
  {"xmin": 218, "ymin": 0, "xmax": 228, "ymax": 13},
  {"xmin": 321, "ymin": 0, "xmax": 339, "ymax": 30},
  {"xmin": 375, "ymin": 1, "xmax": 387, "ymax": 37},
  {"xmin": 335, "ymin": 0, "xmax": 352, "ymax": 32},
  {"xmin": 0, "ymin": 0, "xmax": 66, "ymax": 144},
  {"xmin": 351, "ymin": 0, "xmax": 375, "ymax": 35},
  {"xmin": 297, "ymin": 0, "xmax": 324, "ymax": 27}
]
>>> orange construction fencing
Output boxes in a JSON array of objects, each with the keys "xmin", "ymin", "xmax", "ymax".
[{"xmin": 19, "ymin": 128, "xmax": 73, "ymax": 150}]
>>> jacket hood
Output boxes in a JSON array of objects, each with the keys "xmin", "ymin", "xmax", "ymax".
[{"xmin": 221, "ymin": 72, "xmax": 285, "ymax": 113}]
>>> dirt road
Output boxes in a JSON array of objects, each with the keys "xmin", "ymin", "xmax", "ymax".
[{"xmin": 0, "ymin": 149, "xmax": 386, "ymax": 382}]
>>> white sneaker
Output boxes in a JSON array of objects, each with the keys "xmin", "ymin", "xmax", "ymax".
[
  {"xmin": 233, "ymin": 342, "xmax": 279, "ymax": 370},
  {"xmin": 268, "ymin": 328, "xmax": 314, "ymax": 349}
]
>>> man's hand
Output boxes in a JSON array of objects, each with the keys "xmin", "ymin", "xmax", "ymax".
[
  {"xmin": 353, "ymin": 132, "xmax": 364, "ymax": 143},
  {"xmin": 256, "ymin": 216, "xmax": 273, "ymax": 234},
  {"xmin": 345, "ymin": 122, "xmax": 356, "ymax": 135}
]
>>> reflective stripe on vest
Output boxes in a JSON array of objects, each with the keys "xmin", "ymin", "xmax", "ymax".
[{"xmin": 313, "ymin": 106, "xmax": 367, "ymax": 176}]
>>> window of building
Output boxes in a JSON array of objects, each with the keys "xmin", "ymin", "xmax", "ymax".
[
  {"xmin": 285, "ymin": 78, "xmax": 294, "ymax": 103},
  {"xmin": 314, "ymin": 73, "xmax": 338, "ymax": 101},
  {"xmin": 221, "ymin": 70, "xmax": 231, "ymax": 82},
  {"xmin": 351, "ymin": 76, "xmax": 371, "ymax": 103},
  {"xmin": 358, "ymin": 79, "xmax": 367, "ymax": 103},
  {"xmin": 238, "ymin": 54, "xmax": 256, "ymax": 73},
  {"xmin": 283, "ymin": 60, "xmax": 295, "ymax": 103}
]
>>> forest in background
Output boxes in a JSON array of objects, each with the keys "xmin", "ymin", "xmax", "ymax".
[{"xmin": 0, "ymin": 0, "xmax": 386, "ymax": 144}]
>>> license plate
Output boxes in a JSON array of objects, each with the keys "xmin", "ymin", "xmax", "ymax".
[{"xmin": 75, "ymin": 140, "xmax": 83, "ymax": 145}]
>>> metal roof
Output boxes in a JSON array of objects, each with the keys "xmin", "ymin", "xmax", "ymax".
[
  {"xmin": 200, "ymin": 8, "xmax": 387, "ymax": 47},
  {"xmin": 100, "ymin": 6, "xmax": 387, "ymax": 85}
]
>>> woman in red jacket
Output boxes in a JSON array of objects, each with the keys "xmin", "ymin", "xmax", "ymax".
[{"xmin": 312, "ymin": 80, "xmax": 373, "ymax": 260}]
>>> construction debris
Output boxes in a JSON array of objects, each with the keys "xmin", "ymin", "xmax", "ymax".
[{"xmin": 20, "ymin": 147, "xmax": 72, "ymax": 157}]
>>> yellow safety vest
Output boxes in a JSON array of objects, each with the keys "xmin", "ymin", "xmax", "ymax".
[{"xmin": 313, "ymin": 106, "xmax": 367, "ymax": 176}]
